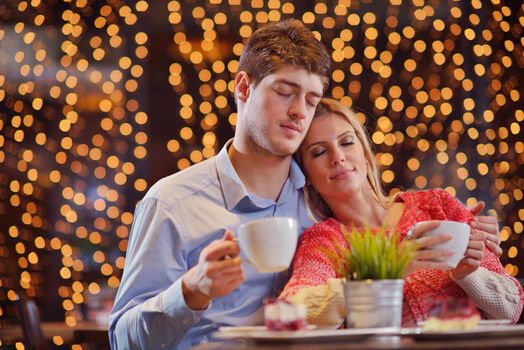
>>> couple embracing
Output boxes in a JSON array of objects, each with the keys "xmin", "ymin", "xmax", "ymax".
[{"xmin": 109, "ymin": 19, "xmax": 523, "ymax": 350}]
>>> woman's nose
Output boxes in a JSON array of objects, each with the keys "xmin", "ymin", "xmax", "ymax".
[{"xmin": 331, "ymin": 148, "xmax": 345, "ymax": 165}]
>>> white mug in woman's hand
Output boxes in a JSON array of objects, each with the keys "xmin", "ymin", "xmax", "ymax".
[
  {"xmin": 418, "ymin": 220, "xmax": 471, "ymax": 268},
  {"xmin": 236, "ymin": 217, "xmax": 298, "ymax": 273}
]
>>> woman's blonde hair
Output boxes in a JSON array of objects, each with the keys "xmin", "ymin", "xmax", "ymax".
[{"xmin": 296, "ymin": 98, "xmax": 388, "ymax": 221}]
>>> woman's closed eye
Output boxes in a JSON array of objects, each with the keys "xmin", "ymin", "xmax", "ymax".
[
  {"xmin": 340, "ymin": 136, "xmax": 354, "ymax": 146},
  {"xmin": 311, "ymin": 148, "xmax": 326, "ymax": 157}
]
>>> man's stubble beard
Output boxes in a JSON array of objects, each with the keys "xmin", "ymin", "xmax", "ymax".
[{"xmin": 244, "ymin": 118, "xmax": 296, "ymax": 159}]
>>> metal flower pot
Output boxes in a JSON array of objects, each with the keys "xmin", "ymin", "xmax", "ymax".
[{"xmin": 343, "ymin": 279, "xmax": 404, "ymax": 328}]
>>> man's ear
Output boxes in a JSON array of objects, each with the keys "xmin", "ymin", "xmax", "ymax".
[{"xmin": 235, "ymin": 71, "xmax": 251, "ymax": 102}]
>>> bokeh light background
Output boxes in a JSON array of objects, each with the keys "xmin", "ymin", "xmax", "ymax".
[{"xmin": 0, "ymin": 0, "xmax": 522, "ymax": 347}]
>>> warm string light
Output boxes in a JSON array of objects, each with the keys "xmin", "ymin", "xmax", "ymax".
[
  {"xmin": 0, "ymin": 0, "xmax": 522, "ymax": 346},
  {"xmin": 0, "ymin": 0, "xmax": 149, "ymax": 345}
]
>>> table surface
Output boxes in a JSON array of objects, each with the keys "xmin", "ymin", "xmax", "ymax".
[
  {"xmin": 193, "ymin": 325, "xmax": 524, "ymax": 350},
  {"xmin": 4, "ymin": 322, "xmax": 524, "ymax": 350},
  {"xmin": 193, "ymin": 336, "xmax": 524, "ymax": 350}
]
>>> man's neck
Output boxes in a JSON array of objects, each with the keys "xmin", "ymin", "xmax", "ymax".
[{"xmin": 228, "ymin": 143, "xmax": 292, "ymax": 201}]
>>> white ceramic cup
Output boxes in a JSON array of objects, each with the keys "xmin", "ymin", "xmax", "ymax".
[
  {"xmin": 236, "ymin": 217, "xmax": 298, "ymax": 273},
  {"xmin": 418, "ymin": 220, "xmax": 471, "ymax": 268}
]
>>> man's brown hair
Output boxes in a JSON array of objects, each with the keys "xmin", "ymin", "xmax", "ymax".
[{"xmin": 238, "ymin": 19, "xmax": 331, "ymax": 91}]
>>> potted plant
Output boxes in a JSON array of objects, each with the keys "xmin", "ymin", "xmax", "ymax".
[{"xmin": 322, "ymin": 225, "xmax": 417, "ymax": 328}]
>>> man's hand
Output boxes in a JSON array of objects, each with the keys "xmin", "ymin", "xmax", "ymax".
[
  {"xmin": 182, "ymin": 230, "xmax": 244, "ymax": 310},
  {"xmin": 469, "ymin": 201, "xmax": 502, "ymax": 257}
]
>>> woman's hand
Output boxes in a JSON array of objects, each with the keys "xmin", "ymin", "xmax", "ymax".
[
  {"xmin": 404, "ymin": 221, "xmax": 454, "ymax": 276},
  {"xmin": 450, "ymin": 230, "xmax": 486, "ymax": 280},
  {"xmin": 469, "ymin": 201, "xmax": 502, "ymax": 257}
]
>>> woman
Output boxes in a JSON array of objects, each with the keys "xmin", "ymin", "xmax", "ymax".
[{"xmin": 279, "ymin": 98, "xmax": 523, "ymax": 328}]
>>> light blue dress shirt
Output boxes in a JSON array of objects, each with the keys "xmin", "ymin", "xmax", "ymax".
[{"xmin": 109, "ymin": 140, "xmax": 313, "ymax": 349}]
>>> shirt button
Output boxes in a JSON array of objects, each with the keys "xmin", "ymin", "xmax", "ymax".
[{"xmin": 182, "ymin": 318, "xmax": 189, "ymax": 325}]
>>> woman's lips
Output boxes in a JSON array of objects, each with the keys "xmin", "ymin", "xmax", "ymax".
[{"xmin": 330, "ymin": 168, "xmax": 354, "ymax": 180}]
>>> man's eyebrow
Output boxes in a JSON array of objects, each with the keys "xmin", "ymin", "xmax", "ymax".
[{"xmin": 274, "ymin": 79, "xmax": 323, "ymax": 98}]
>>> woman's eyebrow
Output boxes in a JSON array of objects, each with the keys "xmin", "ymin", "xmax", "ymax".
[
  {"xmin": 338, "ymin": 130, "xmax": 355, "ymax": 138},
  {"xmin": 304, "ymin": 131, "xmax": 355, "ymax": 150},
  {"xmin": 304, "ymin": 140, "xmax": 325, "ymax": 151}
]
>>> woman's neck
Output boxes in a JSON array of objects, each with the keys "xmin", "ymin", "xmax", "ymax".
[{"xmin": 326, "ymin": 189, "xmax": 387, "ymax": 228}]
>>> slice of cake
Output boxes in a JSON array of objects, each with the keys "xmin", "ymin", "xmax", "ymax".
[
  {"xmin": 264, "ymin": 298, "xmax": 308, "ymax": 331},
  {"xmin": 422, "ymin": 298, "xmax": 480, "ymax": 332}
]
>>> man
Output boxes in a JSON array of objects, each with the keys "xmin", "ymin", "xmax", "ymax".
[{"xmin": 109, "ymin": 19, "xmax": 332, "ymax": 349}]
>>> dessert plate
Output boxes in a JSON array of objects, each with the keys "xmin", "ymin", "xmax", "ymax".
[
  {"xmin": 417, "ymin": 319, "xmax": 512, "ymax": 327},
  {"xmin": 402, "ymin": 324, "xmax": 524, "ymax": 340},
  {"xmin": 214, "ymin": 326, "xmax": 400, "ymax": 343}
]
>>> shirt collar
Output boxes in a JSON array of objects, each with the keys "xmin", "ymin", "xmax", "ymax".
[{"xmin": 216, "ymin": 139, "xmax": 306, "ymax": 211}]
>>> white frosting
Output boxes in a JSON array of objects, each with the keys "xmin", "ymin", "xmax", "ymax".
[{"xmin": 265, "ymin": 302, "xmax": 307, "ymax": 323}]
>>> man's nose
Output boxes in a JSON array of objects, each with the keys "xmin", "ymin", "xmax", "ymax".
[{"xmin": 288, "ymin": 97, "xmax": 307, "ymax": 120}]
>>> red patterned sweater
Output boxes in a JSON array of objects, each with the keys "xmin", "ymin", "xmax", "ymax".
[{"xmin": 280, "ymin": 189, "xmax": 524, "ymax": 325}]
